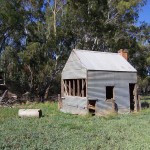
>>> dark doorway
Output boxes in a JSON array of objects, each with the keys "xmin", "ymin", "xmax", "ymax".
[
  {"xmin": 129, "ymin": 83, "xmax": 135, "ymax": 111},
  {"xmin": 88, "ymin": 100, "xmax": 97, "ymax": 116}
]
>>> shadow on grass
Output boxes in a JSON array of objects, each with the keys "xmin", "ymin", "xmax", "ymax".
[{"xmin": 141, "ymin": 102, "xmax": 150, "ymax": 109}]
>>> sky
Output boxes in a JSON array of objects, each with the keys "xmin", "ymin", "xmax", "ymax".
[{"xmin": 138, "ymin": 0, "xmax": 150, "ymax": 24}]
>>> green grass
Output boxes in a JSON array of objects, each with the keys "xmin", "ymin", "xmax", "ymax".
[
  {"xmin": 140, "ymin": 96, "xmax": 150, "ymax": 109},
  {"xmin": 140, "ymin": 95, "xmax": 150, "ymax": 102},
  {"xmin": 0, "ymin": 102, "xmax": 150, "ymax": 150}
]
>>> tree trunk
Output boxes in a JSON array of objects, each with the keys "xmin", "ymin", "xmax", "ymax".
[
  {"xmin": 44, "ymin": 85, "xmax": 50, "ymax": 99},
  {"xmin": 26, "ymin": 64, "xmax": 33, "ymax": 91},
  {"xmin": 53, "ymin": 0, "xmax": 57, "ymax": 37}
]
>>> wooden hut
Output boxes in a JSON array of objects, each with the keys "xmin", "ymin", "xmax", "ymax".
[{"xmin": 60, "ymin": 49, "xmax": 140, "ymax": 115}]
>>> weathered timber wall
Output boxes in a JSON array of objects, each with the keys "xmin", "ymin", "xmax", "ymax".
[
  {"xmin": 62, "ymin": 51, "xmax": 87, "ymax": 79},
  {"xmin": 60, "ymin": 96, "xmax": 88, "ymax": 115},
  {"xmin": 87, "ymin": 71, "xmax": 137, "ymax": 114}
]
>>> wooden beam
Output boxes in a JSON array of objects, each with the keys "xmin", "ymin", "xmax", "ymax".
[
  {"xmin": 82, "ymin": 79, "xmax": 84, "ymax": 97},
  {"xmin": 138, "ymin": 95, "xmax": 141, "ymax": 111},
  {"xmin": 77, "ymin": 79, "xmax": 80, "ymax": 96},
  {"xmin": 85, "ymin": 79, "xmax": 87, "ymax": 97},
  {"xmin": 61, "ymin": 79, "xmax": 64, "ymax": 97},
  {"xmin": 134, "ymin": 84, "xmax": 138, "ymax": 112},
  {"xmin": 63, "ymin": 80, "xmax": 68, "ymax": 95},
  {"xmin": 73, "ymin": 80, "xmax": 75, "ymax": 96},
  {"xmin": 69, "ymin": 80, "xmax": 71, "ymax": 95},
  {"xmin": 58, "ymin": 94, "xmax": 62, "ymax": 109}
]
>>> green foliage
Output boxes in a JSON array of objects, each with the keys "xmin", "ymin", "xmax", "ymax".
[
  {"xmin": 65, "ymin": 0, "xmax": 148, "ymax": 52},
  {"xmin": 146, "ymin": 57, "xmax": 150, "ymax": 65},
  {"xmin": 0, "ymin": 0, "xmax": 150, "ymax": 96},
  {"xmin": 0, "ymin": 103, "xmax": 150, "ymax": 149}
]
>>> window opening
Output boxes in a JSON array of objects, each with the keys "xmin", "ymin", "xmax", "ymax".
[
  {"xmin": 106, "ymin": 86, "xmax": 114, "ymax": 100},
  {"xmin": 63, "ymin": 79, "xmax": 86, "ymax": 97}
]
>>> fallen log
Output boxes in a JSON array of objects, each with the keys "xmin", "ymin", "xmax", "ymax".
[
  {"xmin": 18, "ymin": 109, "xmax": 42, "ymax": 118},
  {"xmin": 0, "ymin": 90, "xmax": 8, "ymax": 102}
]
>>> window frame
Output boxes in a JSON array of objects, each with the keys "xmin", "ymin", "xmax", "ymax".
[
  {"xmin": 106, "ymin": 86, "xmax": 114, "ymax": 101},
  {"xmin": 62, "ymin": 79, "xmax": 87, "ymax": 97}
]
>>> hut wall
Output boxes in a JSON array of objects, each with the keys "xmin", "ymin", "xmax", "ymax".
[
  {"xmin": 62, "ymin": 51, "xmax": 86, "ymax": 79},
  {"xmin": 60, "ymin": 96, "xmax": 88, "ymax": 115},
  {"xmin": 87, "ymin": 71, "xmax": 137, "ymax": 114},
  {"xmin": 61, "ymin": 51, "xmax": 87, "ymax": 114}
]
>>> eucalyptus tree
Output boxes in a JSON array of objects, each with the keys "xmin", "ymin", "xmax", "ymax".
[
  {"xmin": 0, "ymin": 0, "xmax": 149, "ymax": 97},
  {"xmin": 65, "ymin": 0, "xmax": 147, "ymax": 51},
  {"xmin": 18, "ymin": 0, "xmax": 70, "ymax": 97}
]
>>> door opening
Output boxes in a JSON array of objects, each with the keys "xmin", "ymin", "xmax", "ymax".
[
  {"xmin": 88, "ymin": 100, "xmax": 97, "ymax": 116},
  {"xmin": 129, "ymin": 83, "xmax": 135, "ymax": 111}
]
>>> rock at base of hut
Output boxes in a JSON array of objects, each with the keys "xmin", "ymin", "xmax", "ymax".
[{"xmin": 18, "ymin": 109, "xmax": 42, "ymax": 118}]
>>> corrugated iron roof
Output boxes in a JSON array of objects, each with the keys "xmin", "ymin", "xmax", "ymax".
[{"xmin": 73, "ymin": 49, "xmax": 137, "ymax": 72}]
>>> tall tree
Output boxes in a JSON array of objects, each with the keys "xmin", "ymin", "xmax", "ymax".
[
  {"xmin": 0, "ymin": 0, "xmax": 149, "ymax": 97},
  {"xmin": 65, "ymin": 0, "xmax": 147, "ymax": 51}
]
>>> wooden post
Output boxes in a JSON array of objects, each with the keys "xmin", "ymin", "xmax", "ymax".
[
  {"xmin": 69, "ymin": 80, "xmax": 71, "ymax": 95},
  {"xmin": 85, "ymin": 79, "xmax": 87, "ymax": 97},
  {"xmin": 73, "ymin": 80, "xmax": 75, "ymax": 96},
  {"xmin": 63, "ymin": 80, "xmax": 68, "ymax": 95},
  {"xmin": 82, "ymin": 79, "xmax": 84, "ymax": 97},
  {"xmin": 77, "ymin": 79, "xmax": 80, "ymax": 96},
  {"xmin": 58, "ymin": 94, "xmax": 62, "ymax": 109},
  {"xmin": 61, "ymin": 79, "xmax": 64, "ymax": 97},
  {"xmin": 137, "ymin": 95, "xmax": 141, "ymax": 111},
  {"xmin": 134, "ymin": 84, "xmax": 138, "ymax": 112},
  {"xmin": 64, "ymin": 80, "xmax": 66, "ymax": 95}
]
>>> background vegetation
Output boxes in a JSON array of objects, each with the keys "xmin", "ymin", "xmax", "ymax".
[
  {"xmin": 0, "ymin": 1, "xmax": 150, "ymax": 149},
  {"xmin": 0, "ymin": 0, "xmax": 150, "ymax": 98},
  {"xmin": 0, "ymin": 102, "xmax": 150, "ymax": 150}
]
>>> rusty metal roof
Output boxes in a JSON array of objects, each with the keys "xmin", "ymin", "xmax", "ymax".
[{"xmin": 73, "ymin": 49, "xmax": 137, "ymax": 72}]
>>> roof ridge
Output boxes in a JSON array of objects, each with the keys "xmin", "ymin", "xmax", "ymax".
[{"xmin": 73, "ymin": 49, "xmax": 118, "ymax": 55}]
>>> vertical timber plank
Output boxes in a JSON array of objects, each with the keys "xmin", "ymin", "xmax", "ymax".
[
  {"xmin": 58, "ymin": 94, "xmax": 62, "ymax": 109},
  {"xmin": 85, "ymin": 79, "xmax": 87, "ymax": 97},
  {"xmin": 69, "ymin": 80, "xmax": 71, "ymax": 95},
  {"xmin": 65, "ymin": 80, "xmax": 67, "ymax": 95},
  {"xmin": 82, "ymin": 79, "xmax": 84, "ymax": 97},
  {"xmin": 61, "ymin": 79, "xmax": 64, "ymax": 97},
  {"xmin": 134, "ymin": 84, "xmax": 138, "ymax": 112},
  {"xmin": 77, "ymin": 79, "xmax": 80, "ymax": 96},
  {"xmin": 73, "ymin": 80, "xmax": 75, "ymax": 96},
  {"xmin": 138, "ymin": 95, "xmax": 141, "ymax": 111},
  {"xmin": 86, "ymin": 71, "xmax": 88, "ymax": 98}
]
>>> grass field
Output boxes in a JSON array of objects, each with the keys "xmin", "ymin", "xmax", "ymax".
[
  {"xmin": 140, "ymin": 96, "xmax": 150, "ymax": 109},
  {"xmin": 0, "ymin": 102, "xmax": 150, "ymax": 150}
]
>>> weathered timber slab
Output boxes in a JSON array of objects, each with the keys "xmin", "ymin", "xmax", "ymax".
[{"xmin": 18, "ymin": 109, "xmax": 42, "ymax": 118}]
